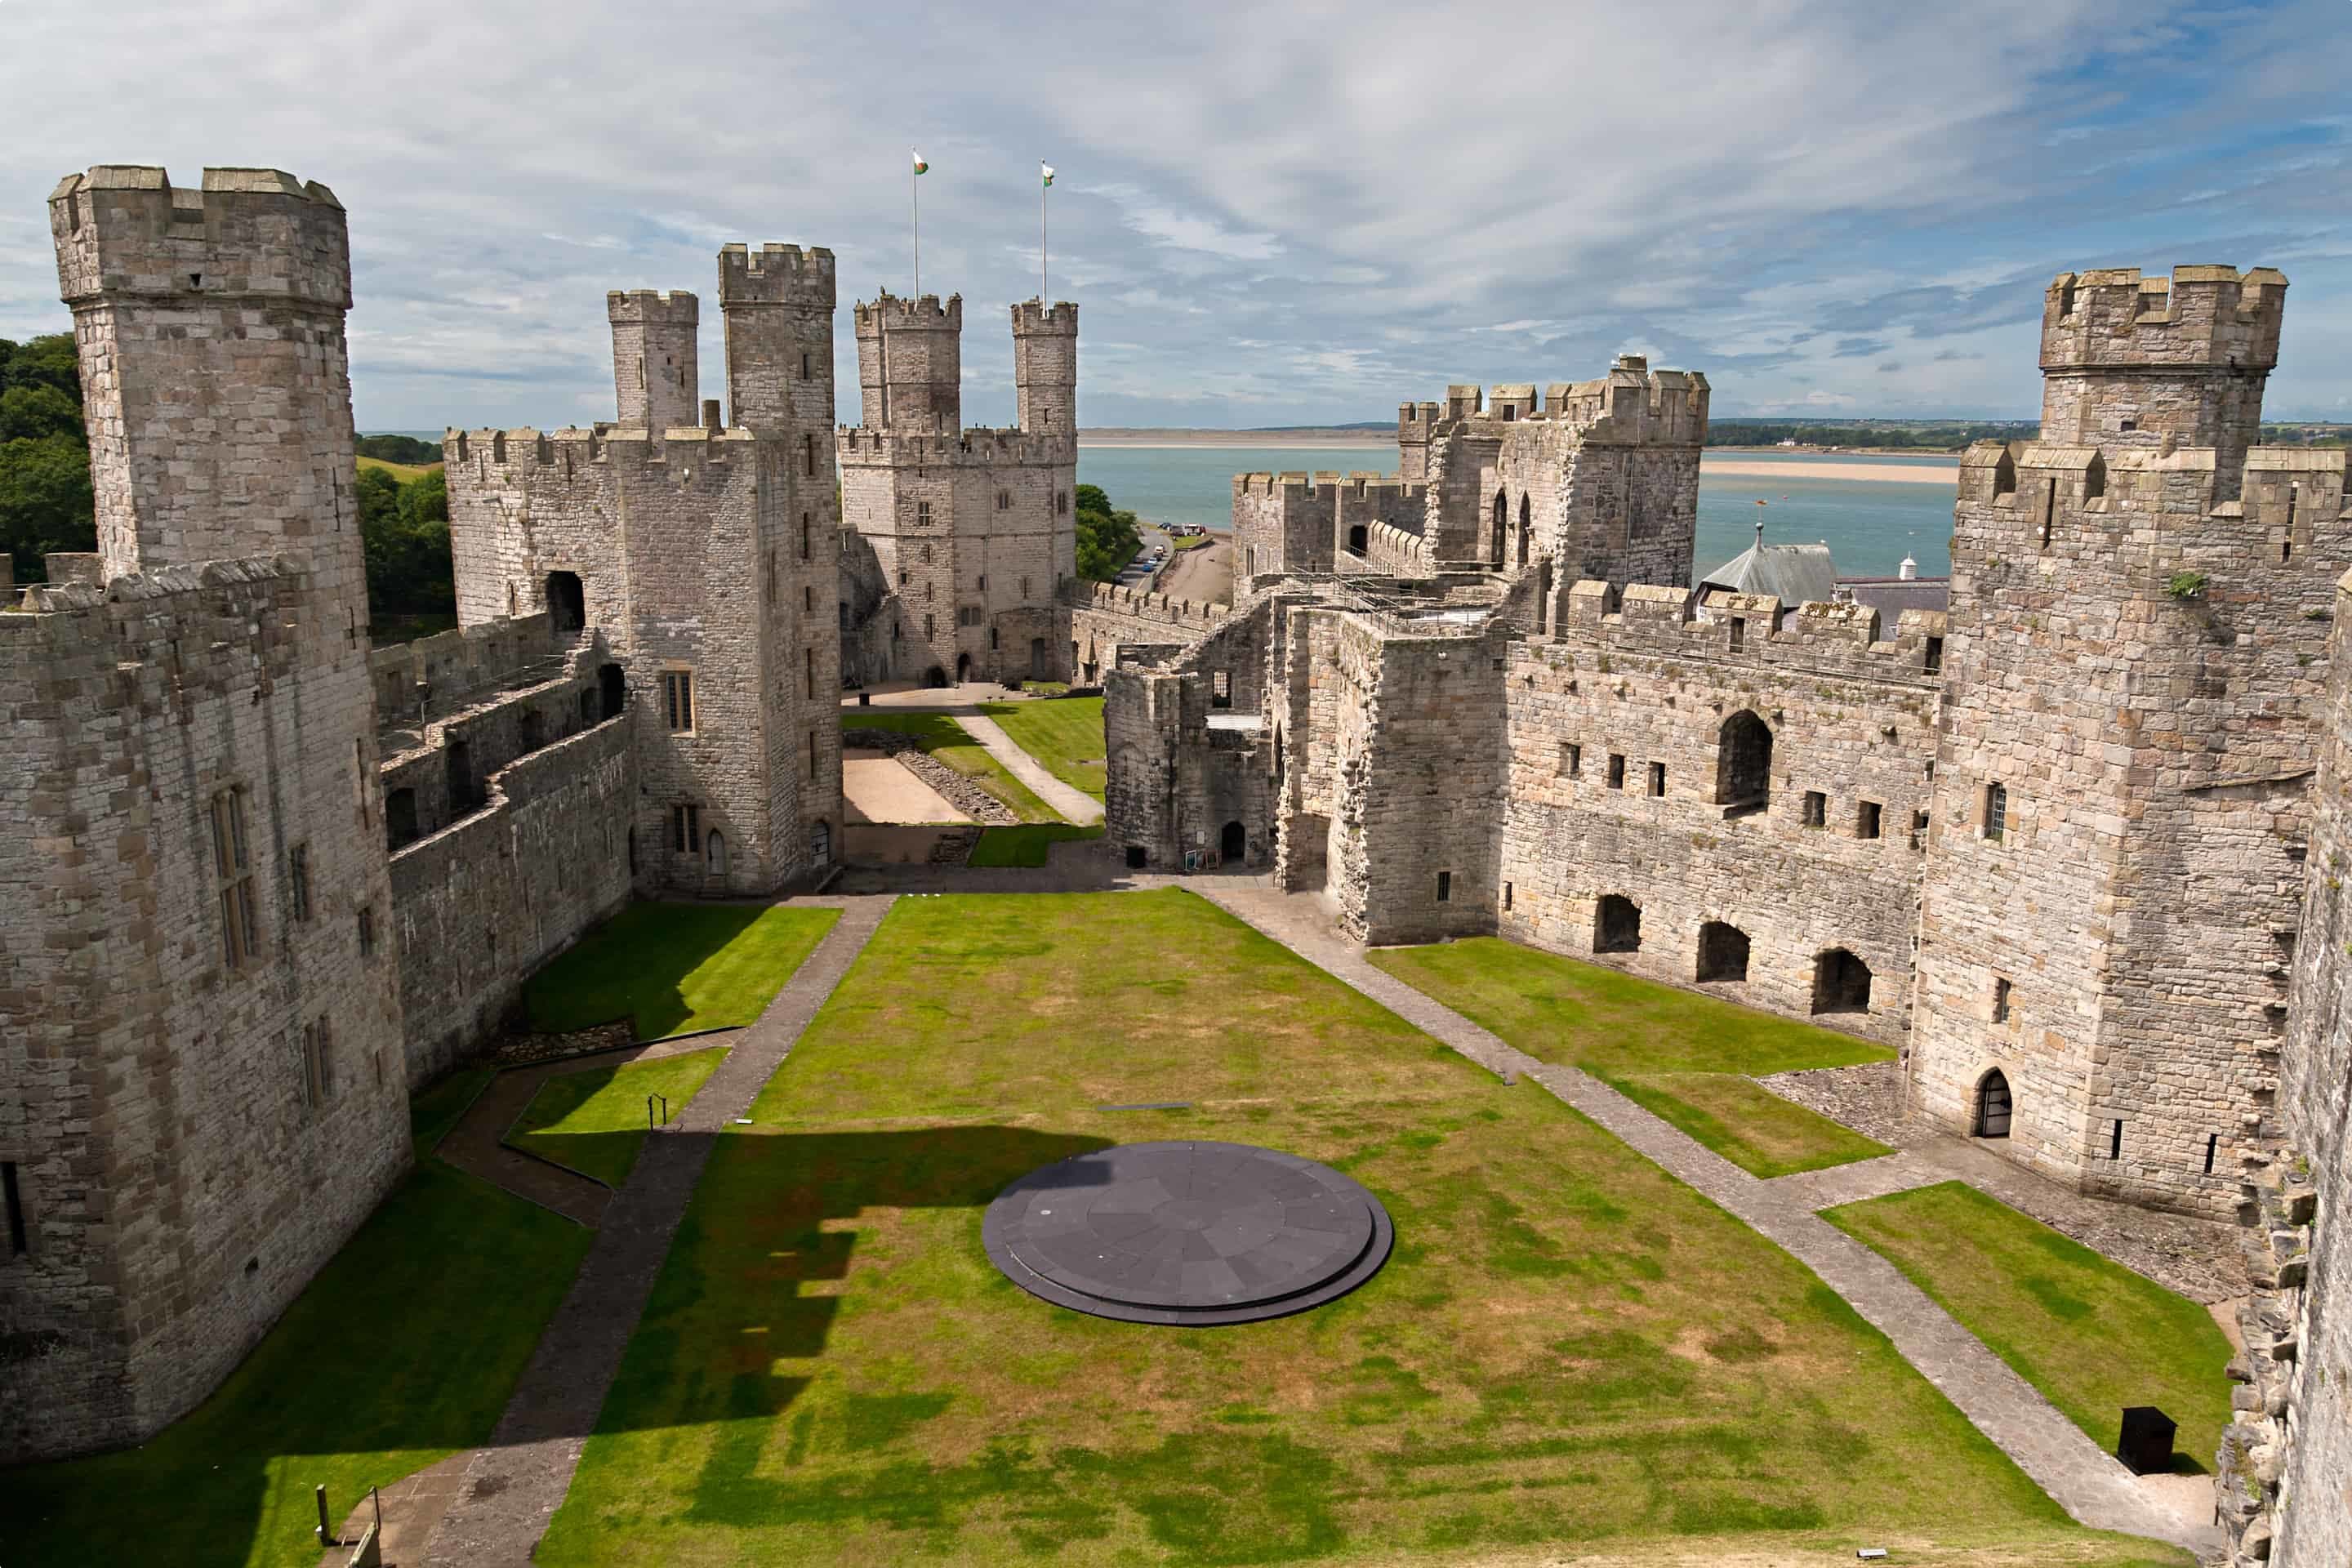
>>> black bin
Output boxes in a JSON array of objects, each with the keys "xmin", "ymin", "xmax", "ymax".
[{"xmin": 2117, "ymin": 1406, "xmax": 2176, "ymax": 1475}]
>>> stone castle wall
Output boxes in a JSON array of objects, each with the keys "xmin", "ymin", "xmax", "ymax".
[
  {"xmin": 1070, "ymin": 581, "xmax": 1231, "ymax": 684},
  {"xmin": 0, "ymin": 559, "xmax": 408, "ymax": 1463}
]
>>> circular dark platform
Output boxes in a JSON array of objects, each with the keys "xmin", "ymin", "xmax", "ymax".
[{"xmin": 981, "ymin": 1141, "xmax": 1394, "ymax": 1325}]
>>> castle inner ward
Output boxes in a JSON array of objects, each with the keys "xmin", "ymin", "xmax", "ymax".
[{"xmin": 2, "ymin": 163, "xmax": 2345, "ymax": 1568}]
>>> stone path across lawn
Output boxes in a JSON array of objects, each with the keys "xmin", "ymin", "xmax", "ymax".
[
  {"xmin": 419, "ymin": 895, "xmax": 895, "ymax": 1568},
  {"xmin": 1195, "ymin": 883, "xmax": 2216, "ymax": 1557},
  {"xmin": 951, "ymin": 710, "xmax": 1105, "ymax": 825}
]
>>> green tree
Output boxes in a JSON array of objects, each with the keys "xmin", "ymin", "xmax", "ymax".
[
  {"xmin": 0, "ymin": 435, "xmax": 96, "ymax": 580},
  {"xmin": 0, "ymin": 385, "xmax": 86, "ymax": 443},
  {"xmin": 1, "ymin": 333, "xmax": 82, "ymax": 399},
  {"xmin": 1074, "ymin": 488, "xmax": 1140, "ymax": 582}
]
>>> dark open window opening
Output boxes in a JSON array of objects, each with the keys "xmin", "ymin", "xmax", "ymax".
[
  {"xmin": 599, "ymin": 662, "xmax": 626, "ymax": 720},
  {"xmin": 2204, "ymin": 1134, "xmax": 2218, "ymax": 1175},
  {"xmin": 1715, "ymin": 710, "xmax": 1772, "ymax": 813},
  {"xmin": 1436, "ymin": 870, "xmax": 1452, "ymax": 902},
  {"xmin": 1992, "ymin": 976, "xmax": 2012, "ymax": 1023},
  {"xmin": 546, "ymin": 570, "xmax": 586, "ymax": 632},
  {"xmin": 2109, "ymin": 1119, "xmax": 2124, "ymax": 1160},
  {"xmin": 1594, "ymin": 894, "xmax": 1642, "ymax": 954},
  {"xmin": 1857, "ymin": 800, "xmax": 1882, "ymax": 839},
  {"xmin": 1222, "ymin": 821, "xmax": 1245, "ymax": 862},
  {"xmin": 1728, "ymin": 616, "xmax": 1745, "ymax": 652},
  {"xmin": 1924, "ymin": 635, "xmax": 1944, "ymax": 675},
  {"xmin": 1606, "ymin": 754, "xmax": 1626, "ymax": 789},
  {"xmin": 1517, "ymin": 493, "xmax": 1531, "ymax": 568},
  {"xmin": 1811, "ymin": 948, "xmax": 1873, "ymax": 1014},
  {"xmin": 1696, "ymin": 921, "xmax": 1750, "ymax": 982},
  {"xmin": 385, "ymin": 787, "xmax": 420, "ymax": 851},
  {"xmin": 1490, "ymin": 491, "xmax": 1507, "ymax": 565},
  {"xmin": 1646, "ymin": 761, "xmax": 1665, "ymax": 798},
  {"xmin": 1347, "ymin": 523, "xmax": 1368, "ymax": 555},
  {"xmin": 1126, "ymin": 844, "xmax": 1148, "ymax": 870},
  {"xmin": 1802, "ymin": 791, "xmax": 1827, "ymax": 828},
  {"xmin": 1976, "ymin": 1069, "xmax": 2012, "ymax": 1138},
  {"xmin": 1562, "ymin": 742, "xmax": 1582, "ymax": 777}
]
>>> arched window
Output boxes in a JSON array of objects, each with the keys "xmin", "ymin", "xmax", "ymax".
[
  {"xmin": 1697, "ymin": 921, "xmax": 1750, "ymax": 982},
  {"xmin": 1811, "ymin": 948, "xmax": 1872, "ymax": 1014},
  {"xmin": 1976, "ymin": 1069, "xmax": 2013, "ymax": 1138},
  {"xmin": 1594, "ymin": 895, "xmax": 1642, "ymax": 954},
  {"xmin": 1715, "ymin": 710, "xmax": 1772, "ymax": 813}
]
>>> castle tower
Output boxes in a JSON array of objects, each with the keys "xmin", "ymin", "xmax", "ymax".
[
  {"xmin": 1908, "ymin": 263, "xmax": 2348, "ymax": 1218},
  {"xmin": 717, "ymin": 243, "xmax": 835, "ymax": 432},
  {"xmin": 8, "ymin": 167, "xmax": 408, "ymax": 1461},
  {"xmin": 1011, "ymin": 299, "xmax": 1079, "ymax": 435},
  {"xmin": 2038, "ymin": 265, "xmax": 2285, "ymax": 498},
  {"xmin": 608, "ymin": 289, "xmax": 700, "ymax": 433},
  {"xmin": 50, "ymin": 166, "xmax": 363, "ymax": 601},
  {"xmin": 855, "ymin": 292, "xmax": 961, "ymax": 430}
]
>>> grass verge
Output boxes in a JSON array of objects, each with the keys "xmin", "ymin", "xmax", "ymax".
[
  {"xmin": 525, "ymin": 902, "xmax": 840, "ymax": 1037},
  {"xmin": 356, "ymin": 454, "xmax": 440, "ymax": 481},
  {"xmin": 1824, "ymin": 1180, "xmax": 2234, "ymax": 1472},
  {"xmin": 537, "ymin": 889, "xmax": 2173, "ymax": 1567},
  {"xmin": 1370, "ymin": 937, "xmax": 1891, "ymax": 1178},
  {"xmin": 0, "ymin": 1159, "xmax": 590, "ymax": 1568},
  {"xmin": 977, "ymin": 696, "xmax": 1107, "ymax": 801},
  {"xmin": 969, "ymin": 822, "xmax": 1104, "ymax": 867},
  {"xmin": 410, "ymin": 1064, "xmax": 496, "ymax": 1160},
  {"xmin": 841, "ymin": 711, "xmax": 1060, "ymax": 822},
  {"xmin": 510, "ymin": 1047, "xmax": 731, "ymax": 1187}
]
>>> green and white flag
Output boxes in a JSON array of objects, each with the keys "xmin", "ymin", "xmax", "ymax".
[
  {"xmin": 911, "ymin": 149, "xmax": 929, "ymax": 175},
  {"xmin": 1041, "ymin": 163, "xmax": 1055, "ymax": 187}
]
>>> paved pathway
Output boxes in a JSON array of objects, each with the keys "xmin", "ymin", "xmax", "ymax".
[
  {"xmin": 1195, "ymin": 883, "xmax": 2214, "ymax": 1557},
  {"xmin": 421, "ymin": 896, "xmax": 894, "ymax": 1567},
  {"xmin": 955, "ymin": 710, "xmax": 1104, "ymax": 824}
]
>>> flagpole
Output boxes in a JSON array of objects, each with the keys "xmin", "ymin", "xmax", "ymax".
[
  {"xmin": 1040, "ymin": 169, "xmax": 1049, "ymax": 302},
  {"xmin": 911, "ymin": 156, "xmax": 920, "ymax": 299}
]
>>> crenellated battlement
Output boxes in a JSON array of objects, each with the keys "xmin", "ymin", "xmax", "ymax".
[
  {"xmin": 834, "ymin": 424, "xmax": 1071, "ymax": 467},
  {"xmin": 1071, "ymin": 578, "xmax": 1234, "ymax": 629},
  {"xmin": 1232, "ymin": 470, "xmax": 1428, "ymax": 505},
  {"xmin": 1011, "ymin": 298, "xmax": 1079, "ymax": 335},
  {"xmin": 716, "ymin": 243, "xmax": 835, "ymax": 308},
  {"xmin": 445, "ymin": 423, "xmax": 765, "ymax": 491},
  {"xmin": 1, "ymin": 552, "xmax": 314, "ymax": 710},
  {"xmin": 2042, "ymin": 265, "xmax": 2287, "ymax": 376},
  {"xmin": 854, "ymin": 291, "xmax": 962, "ymax": 332},
  {"xmin": 605, "ymin": 288, "xmax": 698, "ymax": 325},
  {"xmin": 1958, "ymin": 438, "xmax": 2352, "ymax": 524},
  {"xmin": 1390, "ymin": 357, "xmax": 1710, "ymax": 452},
  {"xmin": 49, "ymin": 166, "xmax": 350, "ymax": 309},
  {"xmin": 1541, "ymin": 578, "xmax": 1947, "ymax": 685}
]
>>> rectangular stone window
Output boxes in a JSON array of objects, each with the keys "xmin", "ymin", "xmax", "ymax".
[
  {"xmin": 1211, "ymin": 671, "xmax": 1232, "ymax": 709},
  {"xmin": 1802, "ymin": 791, "xmax": 1826, "ymax": 829},
  {"xmin": 2109, "ymin": 1119, "xmax": 2123, "ymax": 1159},
  {"xmin": 358, "ymin": 904, "xmax": 376, "ymax": 960},
  {"xmin": 804, "ymin": 584, "xmax": 814, "ymax": 613},
  {"xmin": 800, "ymin": 350, "xmax": 811, "ymax": 381},
  {"xmin": 2205, "ymin": 1134, "xmax": 2219, "ymax": 1174},
  {"xmin": 1606, "ymin": 754, "xmax": 1626, "ymax": 789},
  {"xmin": 662, "ymin": 670, "xmax": 695, "ymax": 733},
  {"xmin": 1728, "ymin": 617, "xmax": 1745, "ymax": 652},
  {"xmin": 671, "ymin": 803, "xmax": 700, "ymax": 854},
  {"xmin": 1562, "ymin": 742, "xmax": 1581, "ymax": 777},
  {"xmin": 1436, "ymin": 871, "xmax": 1452, "ymax": 902},
  {"xmin": 1646, "ymin": 761, "xmax": 1665, "ymax": 798},
  {"xmin": 1056, "ymin": 491, "xmax": 1069, "ymax": 516},
  {"xmin": 299, "ymin": 1017, "xmax": 332, "ymax": 1109},
  {"xmin": 1021, "ymin": 577, "xmax": 1031, "ymax": 598},
  {"xmin": 354, "ymin": 738, "xmax": 369, "ymax": 824},
  {"xmin": 1992, "ymin": 976, "xmax": 2011, "ymax": 1023},
  {"xmin": 916, "ymin": 501, "xmax": 932, "ymax": 527},
  {"xmin": 288, "ymin": 842, "xmax": 312, "ymax": 923},
  {"xmin": 1924, "ymin": 636, "xmax": 1944, "ymax": 675},
  {"xmin": 3, "ymin": 1160, "xmax": 26, "ymax": 1257},
  {"xmin": 804, "ymin": 646, "xmax": 816, "ymax": 698},
  {"xmin": 1983, "ymin": 782, "xmax": 2007, "ymax": 842},
  {"xmin": 1911, "ymin": 808, "xmax": 1931, "ymax": 850},
  {"xmin": 1503, "ymin": 882, "xmax": 1513, "ymax": 911},
  {"xmin": 800, "ymin": 512, "xmax": 812, "ymax": 560},
  {"xmin": 1856, "ymin": 800, "xmax": 1882, "ymax": 840},
  {"xmin": 210, "ymin": 786, "xmax": 260, "ymax": 971},
  {"xmin": 803, "ymin": 434, "xmax": 816, "ymax": 477},
  {"xmin": 808, "ymin": 730, "xmax": 819, "ymax": 780}
]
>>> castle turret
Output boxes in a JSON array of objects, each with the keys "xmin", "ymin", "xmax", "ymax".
[
  {"xmin": 1011, "ymin": 299, "xmax": 1078, "ymax": 435},
  {"xmin": 49, "ymin": 167, "xmax": 360, "ymax": 597},
  {"xmin": 2038, "ymin": 265, "xmax": 2286, "ymax": 497},
  {"xmin": 608, "ymin": 289, "xmax": 699, "ymax": 433},
  {"xmin": 855, "ymin": 292, "xmax": 961, "ymax": 430},
  {"xmin": 717, "ymin": 243, "xmax": 835, "ymax": 433}
]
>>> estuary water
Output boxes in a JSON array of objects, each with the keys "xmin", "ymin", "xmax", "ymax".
[{"xmin": 1076, "ymin": 444, "xmax": 1959, "ymax": 580}]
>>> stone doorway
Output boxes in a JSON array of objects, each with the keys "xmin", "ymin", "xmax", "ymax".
[
  {"xmin": 1221, "ymin": 821, "xmax": 1245, "ymax": 862},
  {"xmin": 599, "ymin": 663, "xmax": 625, "ymax": 720},
  {"xmin": 546, "ymin": 570, "xmax": 585, "ymax": 633},
  {"xmin": 1976, "ymin": 1070, "xmax": 2013, "ymax": 1138},
  {"xmin": 1696, "ymin": 921, "xmax": 1749, "ymax": 982},
  {"xmin": 1594, "ymin": 894, "xmax": 1642, "ymax": 954},
  {"xmin": 1811, "ymin": 948, "xmax": 1872, "ymax": 1014}
]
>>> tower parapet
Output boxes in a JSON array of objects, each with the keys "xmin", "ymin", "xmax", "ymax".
[
  {"xmin": 716, "ymin": 243, "xmax": 835, "ymax": 433},
  {"xmin": 1011, "ymin": 298, "xmax": 1078, "ymax": 436},
  {"xmin": 2039, "ymin": 264, "xmax": 2287, "ymax": 492},
  {"xmin": 608, "ymin": 289, "xmax": 699, "ymax": 434},
  {"xmin": 854, "ymin": 292, "xmax": 962, "ymax": 430}
]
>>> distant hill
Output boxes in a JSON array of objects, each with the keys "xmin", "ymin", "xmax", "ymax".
[{"xmin": 357, "ymin": 433, "xmax": 443, "ymax": 465}]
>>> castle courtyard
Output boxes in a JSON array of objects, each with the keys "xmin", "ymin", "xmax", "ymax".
[{"xmin": 2, "ymin": 885, "xmax": 2230, "ymax": 1567}]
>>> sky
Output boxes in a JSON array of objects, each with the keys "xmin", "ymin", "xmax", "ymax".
[{"xmin": 2, "ymin": 1, "xmax": 2348, "ymax": 431}]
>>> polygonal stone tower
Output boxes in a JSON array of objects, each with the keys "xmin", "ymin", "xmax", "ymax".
[
  {"xmin": 855, "ymin": 292, "xmax": 961, "ymax": 430},
  {"xmin": 608, "ymin": 288, "xmax": 700, "ymax": 434},
  {"xmin": 1909, "ymin": 264, "xmax": 2349, "ymax": 1218},
  {"xmin": 1011, "ymin": 298, "xmax": 1079, "ymax": 435},
  {"xmin": 718, "ymin": 243, "xmax": 834, "ymax": 432}
]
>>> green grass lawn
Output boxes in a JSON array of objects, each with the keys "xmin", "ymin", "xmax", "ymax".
[
  {"xmin": 411, "ymin": 1063, "xmax": 496, "ymax": 1160},
  {"xmin": 525, "ymin": 902, "xmax": 841, "ymax": 1038},
  {"xmin": 0, "ymin": 1137, "xmax": 590, "ymax": 1567},
  {"xmin": 969, "ymin": 822, "xmax": 1104, "ymax": 867},
  {"xmin": 1825, "ymin": 1181, "xmax": 2235, "ymax": 1473},
  {"xmin": 1370, "ymin": 937, "xmax": 1892, "ymax": 1178},
  {"xmin": 977, "ymin": 697, "xmax": 1107, "ymax": 801},
  {"xmin": 537, "ymin": 890, "xmax": 2177, "ymax": 1568},
  {"xmin": 842, "ymin": 711, "xmax": 1061, "ymax": 822},
  {"xmin": 510, "ymin": 1047, "xmax": 731, "ymax": 1187}
]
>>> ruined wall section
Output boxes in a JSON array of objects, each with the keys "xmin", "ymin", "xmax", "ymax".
[
  {"xmin": 1499, "ymin": 583, "xmax": 1942, "ymax": 1043},
  {"xmin": 2219, "ymin": 564, "xmax": 2352, "ymax": 1567},
  {"xmin": 0, "ymin": 563, "xmax": 407, "ymax": 1462},
  {"xmin": 1102, "ymin": 603, "xmax": 1281, "ymax": 871},
  {"xmin": 1911, "ymin": 438, "xmax": 2352, "ymax": 1217},
  {"xmin": 1068, "ymin": 580, "xmax": 1229, "ymax": 684}
]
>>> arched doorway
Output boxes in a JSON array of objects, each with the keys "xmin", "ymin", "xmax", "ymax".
[
  {"xmin": 1976, "ymin": 1070, "xmax": 2013, "ymax": 1138},
  {"xmin": 1811, "ymin": 948, "xmax": 1872, "ymax": 1013},
  {"xmin": 1221, "ymin": 821, "xmax": 1245, "ymax": 862},
  {"xmin": 1490, "ymin": 490, "xmax": 1507, "ymax": 565},
  {"xmin": 1517, "ymin": 494, "xmax": 1531, "ymax": 568},
  {"xmin": 924, "ymin": 665, "xmax": 948, "ymax": 688},
  {"xmin": 706, "ymin": 829, "xmax": 728, "ymax": 879},
  {"xmin": 1348, "ymin": 523, "xmax": 1368, "ymax": 556},
  {"xmin": 1594, "ymin": 895, "xmax": 1642, "ymax": 953},
  {"xmin": 956, "ymin": 652, "xmax": 972, "ymax": 684},
  {"xmin": 546, "ymin": 570, "xmax": 586, "ymax": 632},
  {"xmin": 1696, "ymin": 921, "xmax": 1750, "ymax": 982},
  {"xmin": 599, "ymin": 663, "xmax": 625, "ymax": 720},
  {"xmin": 810, "ymin": 820, "xmax": 832, "ymax": 868},
  {"xmin": 1715, "ymin": 710, "xmax": 1772, "ymax": 813}
]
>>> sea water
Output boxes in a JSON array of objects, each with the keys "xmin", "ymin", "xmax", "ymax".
[{"xmin": 1076, "ymin": 445, "xmax": 1959, "ymax": 579}]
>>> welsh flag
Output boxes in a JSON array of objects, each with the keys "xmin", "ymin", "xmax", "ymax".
[
  {"xmin": 911, "ymin": 149, "xmax": 929, "ymax": 175},
  {"xmin": 1041, "ymin": 163, "xmax": 1055, "ymax": 187}
]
